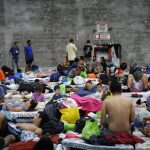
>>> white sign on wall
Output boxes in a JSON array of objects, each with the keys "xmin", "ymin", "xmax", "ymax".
[
  {"xmin": 95, "ymin": 33, "xmax": 110, "ymax": 40},
  {"xmin": 96, "ymin": 21, "xmax": 108, "ymax": 33},
  {"xmin": 99, "ymin": 33, "xmax": 110, "ymax": 40}
]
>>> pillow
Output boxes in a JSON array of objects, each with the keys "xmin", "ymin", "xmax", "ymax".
[
  {"xmin": 73, "ymin": 76, "xmax": 85, "ymax": 85},
  {"xmin": 4, "ymin": 111, "xmax": 38, "ymax": 120}
]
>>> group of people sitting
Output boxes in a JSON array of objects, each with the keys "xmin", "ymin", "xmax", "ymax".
[{"xmin": 0, "ymin": 55, "xmax": 150, "ymax": 149}]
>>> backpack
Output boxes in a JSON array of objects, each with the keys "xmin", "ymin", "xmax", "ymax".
[
  {"xmin": 31, "ymin": 65, "xmax": 38, "ymax": 71},
  {"xmin": 41, "ymin": 118, "xmax": 64, "ymax": 134},
  {"xmin": 74, "ymin": 117, "xmax": 87, "ymax": 134},
  {"xmin": 43, "ymin": 100, "xmax": 61, "ymax": 120},
  {"xmin": 14, "ymin": 78, "xmax": 24, "ymax": 85}
]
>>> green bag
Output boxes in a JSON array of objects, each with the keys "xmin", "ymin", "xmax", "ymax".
[
  {"xmin": 82, "ymin": 119, "xmax": 100, "ymax": 139},
  {"xmin": 80, "ymin": 71, "xmax": 87, "ymax": 78},
  {"xmin": 59, "ymin": 84, "xmax": 66, "ymax": 95},
  {"xmin": 64, "ymin": 122, "xmax": 75, "ymax": 132}
]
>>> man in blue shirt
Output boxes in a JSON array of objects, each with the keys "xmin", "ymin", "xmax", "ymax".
[
  {"xmin": 24, "ymin": 40, "xmax": 34, "ymax": 72},
  {"xmin": 9, "ymin": 42, "xmax": 20, "ymax": 70}
]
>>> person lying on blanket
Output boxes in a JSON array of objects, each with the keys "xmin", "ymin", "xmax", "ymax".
[
  {"xmin": 0, "ymin": 87, "xmax": 16, "ymax": 148},
  {"xmin": 3, "ymin": 100, "xmax": 38, "ymax": 112},
  {"xmin": 101, "ymin": 80, "xmax": 135, "ymax": 135},
  {"xmin": 85, "ymin": 80, "xmax": 97, "ymax": 92},
  {"xmin": 140, "ymin": 114, "xmax": 150, "ymax": 137},
  {"xmin": 0, "ymin": 114, "xmax": 16, "ymax": 149},
  {"xmin": 16, "ymin": 112, "xmax": 49, "ymax": 136}
]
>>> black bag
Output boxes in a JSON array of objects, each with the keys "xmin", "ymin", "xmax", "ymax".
[
  {"xmin": 18, "ymin": 82, "xmax": 34, "ymax": 93},
  {"xmin": 74, "ymin": 117, "xmax": 87, "ymax": 134},
  {"xmin": 43, "ymin": 101, "xmax": 61, "ymax": 120},
  {"xmin": 42, "ymin": 118, "xmax": 64, "ymax": 134},
  {"xmin": 14, "ymin": 78, "xmax": 24, "ymax": 85}
]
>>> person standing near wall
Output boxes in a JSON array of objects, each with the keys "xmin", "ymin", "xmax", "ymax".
[
  {"xmin": 66, "ymin": 39, "xmax": 77, "ymax": 65},
  {"xmin": 9, "ymin": 42, "xmax": 20, "ymax": 70},
  {"xmin": 83, "ymin": 40, "xmax": 93, "ymax": 64},
  {"xmin": 24, "ymin": 40, "xmax": 34, "ymax": 72}
]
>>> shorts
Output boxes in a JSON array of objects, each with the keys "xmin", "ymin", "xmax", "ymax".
[
  {"xmin": 25, "ymin": 59, "xmax": 33, "ymax": 65},
  {"xmin": 101, "ymin": 127, "xmax": 131, "ymax": 137}
]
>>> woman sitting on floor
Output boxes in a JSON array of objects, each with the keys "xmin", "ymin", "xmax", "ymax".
[{"xmin": 127, "ymin": 69, "xmax": 148, "ymax": 92}]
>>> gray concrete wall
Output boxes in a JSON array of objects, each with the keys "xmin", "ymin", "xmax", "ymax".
[{"xmin": 0, "ymin": 0, "xmax": 150, "ymax": 68}]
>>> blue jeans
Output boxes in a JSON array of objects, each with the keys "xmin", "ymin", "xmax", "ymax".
[{"xmin": 12, "ymin": 58, "xmax": 19, "ymax": 70}]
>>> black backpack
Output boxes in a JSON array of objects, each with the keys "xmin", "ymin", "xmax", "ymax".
[
  {"xmin": 42, "ymin": 118, "xmax": 64, "ymax": 134},
  {"xmin": 43, "ymin": 100, "xmax": 61, "ymax": 120},
  {"xmin": 74, "ymin": 117, "xmax": 87, "ymax": 134}
]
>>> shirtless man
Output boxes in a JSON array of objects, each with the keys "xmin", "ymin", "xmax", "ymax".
[
  {"xmin": 101, "ymin": 80, "xmax": 135, "ymax": 133},
  {"xmin": 16, "ymin": 112, "xmax": 49, "ymax": 136}
]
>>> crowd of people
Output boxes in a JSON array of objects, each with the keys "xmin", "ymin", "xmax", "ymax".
[{"xmin": 0, "ymin": 38, "xmax": 149, "ymax": 149}]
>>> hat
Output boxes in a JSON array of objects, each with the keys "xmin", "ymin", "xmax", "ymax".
[
  {"xmin": 0, "ymin": 87, "xmax": 4, "ymax": 99},
  {"xmin": 146, "ymin": 96, "xmax": 150, "ymax": 107}
]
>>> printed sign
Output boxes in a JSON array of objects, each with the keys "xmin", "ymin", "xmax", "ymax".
[
  {"xmin": 96, "ymin": 21, "xmax": 108, "ymax": 33},
  {"xmin": 99, "ymin": 33, "xmax": 110, "ymax": 40},
  {"xmin": 95, "ymin": 33, "xmax": 110, "ymax": 40}
]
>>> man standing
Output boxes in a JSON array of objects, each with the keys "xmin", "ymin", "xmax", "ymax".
[
  {"xmin": 9, "ymin": 42, "xmax": 20, "ymax": 70},
  {"xmin": 24, "ymin": 40, "xmax": 34, "ymax": 72},
  {"xmin": 83, "ymin": 40, "xmax": 93, "ymax": 64},
  {"xmin": 66, "ymin": 39, "xmax": 77, "ymax": 65},
  {"xmin": 101, "ymin": 80, "xmax": 135, "ymax": 134}
]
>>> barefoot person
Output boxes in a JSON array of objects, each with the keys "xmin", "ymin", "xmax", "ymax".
[{"xmin": 101, "ymin": 80, "xmax": 135, "ymax": 134}]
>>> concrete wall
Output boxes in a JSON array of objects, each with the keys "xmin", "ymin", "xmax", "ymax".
[{"xmin": 0, "ymin": 0, "xmax": 150, "ymax": 68}]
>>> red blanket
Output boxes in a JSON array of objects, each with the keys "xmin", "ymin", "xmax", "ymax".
[{"xmin": 105, "ymin": 131, "xmax": 144, "ymax": 145}]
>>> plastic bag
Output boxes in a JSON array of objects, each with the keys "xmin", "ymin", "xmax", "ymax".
[
  {"xmin": 59, "ymin": 84, "xmax": 66, "ymax": 95},
  {"xmin": 60, "ymin": 107, "xmax": 80, "ymax": 124},
  {"xmin": 82, "ymin": 118, "xmax": 100, "ymax": 139},
  {"xmin": 80, "ymin": 71, "xmax": 87, "ymax": 78},
  {"xmin": 64, "ymin": 122, "xmax": 75, "ymax": 132}
]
